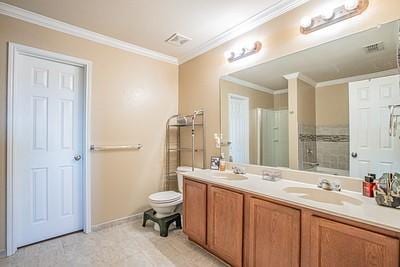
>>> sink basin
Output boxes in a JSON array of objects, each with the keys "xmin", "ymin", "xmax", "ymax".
[
  {"xmin": 283, "ymin": 187, "xmax": 362, "ymax": 206},
  {"xmin": 211, "ymin": 172, "xmax": 248, "ymax": 181}
]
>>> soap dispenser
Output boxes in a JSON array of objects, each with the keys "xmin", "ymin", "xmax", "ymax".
[{"xmin": 219, "ymin": 153, "xmax": 226, "ymax": 171}]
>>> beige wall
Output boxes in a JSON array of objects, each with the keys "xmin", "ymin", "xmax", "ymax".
[
  {"xmin": 316, "ymin": 83, "xmax": 349, "ymax": 126},
  {"xmin": 297, "ymin": 80, "xmax": 316, "ymax": 126},
  {"xmin": 220, "ymin": 79, "xmax": 274, "ymax": 164},
  {"xmin": 0, "ymin": 15, "xmax": 178, "ymax": 250},
  {"xmin": 179, "ymin": 0, "xmax": 400, "ymax": 171},
  {"xmin": 274, "ymin": 93, "xmax": 289, "ymax": 110}
]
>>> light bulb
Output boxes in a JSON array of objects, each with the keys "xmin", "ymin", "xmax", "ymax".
[
  {"xmin": 244, "ymin": 42, "xmax": 256, "ymax": 52},
  {"xmin": 344, "ymin": 0, "xmax": 359, "ymax": 11},
  {"xmin": 300, "ymin": 16, "xmax": 313, "ymax": 28},
  {"xmin": 234, "ymin": 48, "xmax": 246, "ymax": 57},
  {"xmin": 322, "ymin": 9, "xmax": 334, "ymax": 20}
]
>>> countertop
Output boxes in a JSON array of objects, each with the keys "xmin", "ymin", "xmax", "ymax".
[{"xmin": 181, "ymin": 169, "xmax": 400, "ymax": 233}]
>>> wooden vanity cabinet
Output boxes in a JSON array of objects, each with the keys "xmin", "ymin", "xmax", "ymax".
[
  {"xmin": 310, "ymin": 216, "xmax": 400, "ymax": 267},
  {"xmin": 246, "ymin": 197, "xmax": 301, "ymax": 267},
  {"xmin": 183, "ymin": 177, "xmax": 400, "ymax": 267},
  {"xmin": 183, "ymin": 179, "xmax": 207, "ymax": 246},
  {"xmin": 208, "ymin": 185, "xmax": 244, "ymax": 267}
]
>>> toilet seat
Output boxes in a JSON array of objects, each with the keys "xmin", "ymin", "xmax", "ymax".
[
  {"xmin": 149, "ymin": 191, "xmax": 182, "ymax": 204},
  {"xmin": 150, "ymin": 197, "xmax": 183, "ymax": 208}
]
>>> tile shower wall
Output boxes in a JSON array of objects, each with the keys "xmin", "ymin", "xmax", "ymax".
[
  {"xmin": 299, "ymin": 124, "xmax": 317, "ymax": 170},
  {"xmin": 316, "ymin": 126, "xmax": 349, "ymax": 171},
  {"xmin": 299, "ymin": 125, "xmax": 349, "ymax": 171}
]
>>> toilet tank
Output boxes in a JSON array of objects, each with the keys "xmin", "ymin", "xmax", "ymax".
[{"xmin": 176, "ymin": 166, "xmax": 195, "ymax": 192}]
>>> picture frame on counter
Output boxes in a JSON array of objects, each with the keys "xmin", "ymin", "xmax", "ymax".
[{"xmin": 210, "ymin": 156, "xmax": 220, "ymax": 170}]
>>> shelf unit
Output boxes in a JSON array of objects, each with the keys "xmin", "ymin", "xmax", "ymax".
[{"xmin": 165, "ymin": 110, "xmax": 206, "ymax": 190}]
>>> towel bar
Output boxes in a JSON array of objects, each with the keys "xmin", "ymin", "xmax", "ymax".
[{"xmin": 90, "ymin": 144, "xmax": 143, "ymax": 151}]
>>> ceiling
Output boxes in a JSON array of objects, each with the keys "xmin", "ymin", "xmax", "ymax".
[
  {"xmin": 229, "ymin": 20, "xmax": 400, "ymax": 90},
  {"xmin": 1, "ymin": 0, "xmax": 290, "ymax": 62}
]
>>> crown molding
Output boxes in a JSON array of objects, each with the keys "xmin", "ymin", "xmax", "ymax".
[
  {"xmin": 178, "ymin": 0, "xmax": 310, "ymax": 64},
  {"xmin": 221, "ymin": 75, "xmax": 287, "ymax": 95},
  {"xmin": 283, "ymin": 72, "xmax": 300, "ymax": 80},
  {"xmin": 222, "ymin": 75, "xmax": 274, "ymax": 94},
  {"xmin": 316, "ymin": 68, "xmax": 399, "ymax": 88},
  {"xmin": 298, "ymin": 73, "xmax": 317, "ymax": 87},
  {"xmin": 283, "ymin": 72, "xmax": 317, "ymax": 87},
  {"xmin": 274, "ymin": 88, "xmax": 289, "ymax": 95},
  {"xmin": 0, "ymin": 2, "xmax": 178, "ymax": 65}
]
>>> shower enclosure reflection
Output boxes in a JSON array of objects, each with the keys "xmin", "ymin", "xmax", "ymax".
[
  {"xmin": 256, "ymin": 108, "xmax": 288, "ymax": 167},
  {"xmin": 220, "ymin": 78, "xmax": 289, "ymax": 167}
]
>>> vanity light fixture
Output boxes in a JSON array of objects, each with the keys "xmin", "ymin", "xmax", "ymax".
[
  {"xmin": 300, "ymin": 0, "xmax": 369, "ymax": 34},
  {"xmin": 225, "ymin": 41, "xmax": 262, "ymax": 63}
]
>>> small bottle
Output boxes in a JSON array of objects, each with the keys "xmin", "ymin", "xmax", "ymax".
[
  {"xmin": 368, "ymin": 173, "xmax": 377, "ymax": 192},
  {"xmin": 219, "ymin": 153, "xmax": 226, "ymax": 172},
  {"xmin": 363, "ymin": 175, "xmax": 375, "ymax": 197}
]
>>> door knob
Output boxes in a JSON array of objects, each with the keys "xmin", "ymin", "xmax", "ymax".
[
  {"xmin": 351, "ymin": 152, "xmax": 358, "ymax": 158},
  {"xmin": 74, "ymin": 155, "xmax": 82, "ymax": 161}
]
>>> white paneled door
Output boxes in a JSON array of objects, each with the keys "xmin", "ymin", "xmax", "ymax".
[
  {"xmin": 349, "ymin": 75, "xmax": 400, "ymax": 178},
  {"xmin": 228, "ymin": 94, "xmax": 249, "ymax": 163},
  {"xmin": 14, "ymin": 53, "xmax": 84, "ymax": 247}
]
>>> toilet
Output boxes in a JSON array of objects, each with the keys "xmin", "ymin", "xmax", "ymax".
[{"xmin": 148, "ymin": 166, "xmax": 193, "ymax": 230}]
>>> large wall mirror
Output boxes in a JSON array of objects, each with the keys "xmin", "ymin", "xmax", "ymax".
[{"xmin": 220, "ymin": 20, "xmax": 400, "ymax": 179}]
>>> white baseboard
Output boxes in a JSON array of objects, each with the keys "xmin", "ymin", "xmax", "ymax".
[
  {"xmin": 92, "ymin": 212, "xmax": 143, "ymax": 232},
  {"xmin": 0, "ymin": 249, "xmax": 6, "ymax": 258}
]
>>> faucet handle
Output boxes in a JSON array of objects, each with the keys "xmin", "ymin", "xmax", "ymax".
[
  {"xmin": 317, "ymin": 178, "xmax": 329, "ymax": 188},
  {"xmin": 332, "ymin": 180, "xmax": 342, "ymax": 191},
  {"xmin": 262, "ymin": 169, "xmax": 281, "ymax": 181},
  {"xmin": 232, "ymin": 166, "xmax": 245, "ymax": 174},
  {"xmin": 318, "ymin": 178, "xmax": 341, "ymax": 191}
]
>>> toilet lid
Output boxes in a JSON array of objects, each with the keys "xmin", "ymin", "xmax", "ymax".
[{"xmin": 149, "ymin": 191, "xmax": 182, "ymax": 204}]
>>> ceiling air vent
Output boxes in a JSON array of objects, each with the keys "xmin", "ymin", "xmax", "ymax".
[
  {"xmin": 363, "ymin": 42, "xmax": 384, "ymax": 54},
  {"xmin": 165, "ymin": 33, "xmax": 192, "ymax": 46}
]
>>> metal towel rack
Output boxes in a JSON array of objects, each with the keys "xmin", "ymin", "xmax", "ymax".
[
  {"xmin": 90, "ymin": 144, "xmax": 143, "ymax": 151},
  {"xmin": 165, "ymin": 110, "xmax": 206, "ymax": 190}
]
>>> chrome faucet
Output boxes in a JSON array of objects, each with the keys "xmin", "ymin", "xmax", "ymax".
[
  {"xmin": 232, "ymin": 166, "xmax": 246, "ymax": 175},
  {"xmin": 318, "ymin": 178, "xmax": 341, "ymax": 191},
  {"xmin": 262, "ymin": 169, "xmax": 281, "ymax": 181}
]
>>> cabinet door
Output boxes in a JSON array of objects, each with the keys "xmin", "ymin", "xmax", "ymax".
[
  {"xmin": 247, "ymin": 197, "xmax": 300, "ymax": 267},
  {"xmin": 208, "ymin": 186, "xmax": 244, "ymax": 267},
  {"xmin": 183, "ymin": 179, "xmax": 207, "ymax": 246},
  {"xmin": 310, "ymin": 217, "xmax": 399, "ymax": 267}
]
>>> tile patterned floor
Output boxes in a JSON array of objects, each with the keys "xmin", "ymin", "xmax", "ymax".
[{"xmin": 0, "ymin": 220, "xmax": 227, "ymax": 267}]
